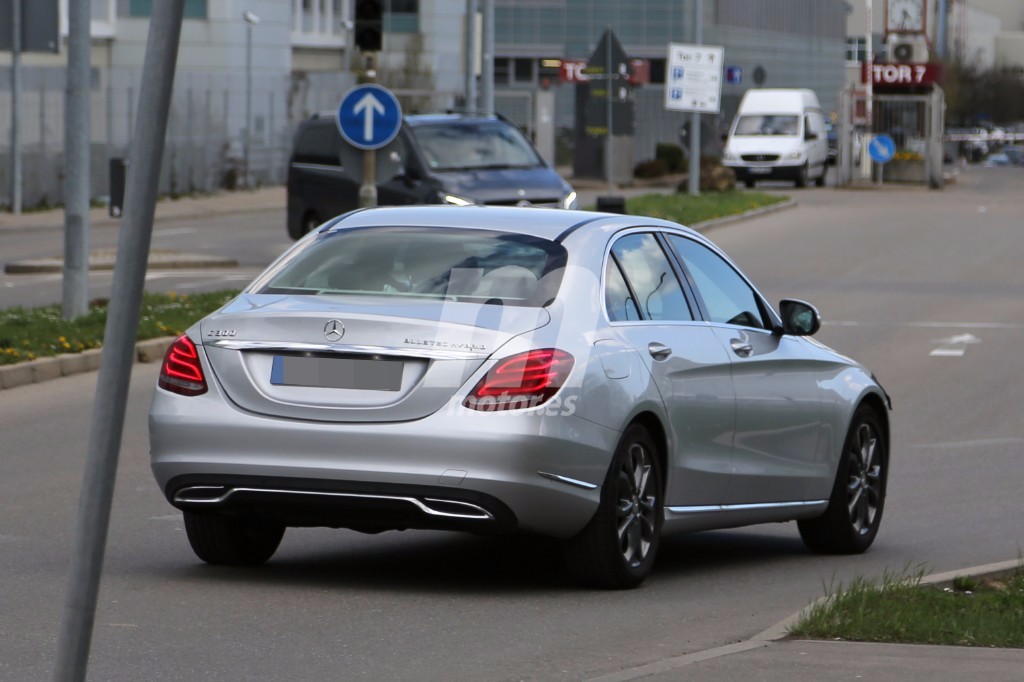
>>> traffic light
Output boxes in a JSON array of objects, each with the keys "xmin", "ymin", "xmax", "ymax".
[{"xmin": 354, "ymin": 0, "xmax": 383, "ymax": 52}]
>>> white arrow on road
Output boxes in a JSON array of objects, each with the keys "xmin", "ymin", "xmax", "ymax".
[{"xmin": 354, "ymin": 92, "xmax": 385, "ymax": 142}]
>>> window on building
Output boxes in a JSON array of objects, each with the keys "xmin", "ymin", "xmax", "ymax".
[
  {"xmin": 387, "ymin": 0, "xmax": 419, "ymax": 33},
  {"xmin": 513, "ymin": 58, "xmax": 533, "ymax": 83},
  {"xmin": 846, "ymin": 37, "xmax": 866, "ymax": 62},
  {"xmin": 494, "ymin": 58, "xmax": 511, "ymax": 85},
  {"xmin": 129, "ymin": 0, "xmax": 207, "ymax": 18}
]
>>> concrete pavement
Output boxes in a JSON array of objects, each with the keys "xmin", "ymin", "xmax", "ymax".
[{"xmin": 3, "ymin": 180, "xmax": 1024, "ymax": 679}]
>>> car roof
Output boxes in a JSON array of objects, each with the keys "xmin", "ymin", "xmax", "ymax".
[
  {"xmin": 324, "ymin": 205, "xmax": 696, "ymax": 243},
  {"xmin": 404, "ymin": 113, "xmax": 504, "ymax": 127}
]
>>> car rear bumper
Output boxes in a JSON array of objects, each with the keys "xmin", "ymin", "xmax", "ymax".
[{"xmin": 150, "ymin": 388, "xmax": 619, "ymax": 539}]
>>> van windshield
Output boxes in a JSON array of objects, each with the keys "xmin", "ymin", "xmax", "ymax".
[
  {"xmin": 410, "ymin": 121, "xmax": 543, "ymax": 171},
  {"xmin": 733, "ymin": 115, "xmax": 800, "ymax": 136}
]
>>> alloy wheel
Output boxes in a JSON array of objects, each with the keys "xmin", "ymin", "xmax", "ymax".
[
  {"xmin": 615, "ymin": 442, "xmax": 658, "ymax": 568},
  {"xmin": 846, "ymin": 423, "xmax": 882, "ymax": 536}
]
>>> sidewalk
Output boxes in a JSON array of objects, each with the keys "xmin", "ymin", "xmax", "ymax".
[{"xmin": 0, "ymin": 186, "xmax": 287, "ymax": 233}]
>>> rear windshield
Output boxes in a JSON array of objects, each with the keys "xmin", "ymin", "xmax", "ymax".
[
  {"xmin": 733, "ymin": 115, "xmax": 799, "ymax": 136},
  {"xmin": 251, "ymin": 226, "xmax": 567, "ymax": 307},
  {"xmin": 409, "ymin": 121, "xmax": 542, "ymax": 171}
]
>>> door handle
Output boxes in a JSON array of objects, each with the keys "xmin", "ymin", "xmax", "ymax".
[
  {"xmin": 730, "ymin": 340, "xmax": 753, "ymax": 358},
  {"xmin": 648, "ymin": 342, "xmax": 672, "ymax": 361}
]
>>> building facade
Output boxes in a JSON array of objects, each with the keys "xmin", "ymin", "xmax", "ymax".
[{"xmin": 2, "ymin": 0, "xmax": 848, "ymax": 207}]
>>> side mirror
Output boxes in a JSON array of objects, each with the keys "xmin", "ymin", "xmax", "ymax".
[
  {"xmin": 805, "ymin": 130, "xmax": 818, "ymax": 141},
  {"xmin": 779, "ymin": 299, "xmax": 821, "ymax": 336}
]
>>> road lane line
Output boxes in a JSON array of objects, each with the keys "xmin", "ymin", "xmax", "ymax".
[{"xmin": 929, "ymin": 348, "xmax": 966, "ymax": 357}]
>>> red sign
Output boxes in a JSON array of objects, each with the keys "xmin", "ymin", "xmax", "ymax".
[
  {"xmin": 861, "ymin": 62, "xmax": 942, "ymax": 87},
  {"xmin": 628, "ymin": 59, "xmax": 650, "ymax": 85}
]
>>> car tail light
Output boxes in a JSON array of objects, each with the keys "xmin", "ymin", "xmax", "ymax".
[
  {"xmin": 463, "ymin": 349, "xmax": 574, "ymax": 412},
  {"xmin": 158, "ymin": 335, "xmax": 208, "ymax": 396}
]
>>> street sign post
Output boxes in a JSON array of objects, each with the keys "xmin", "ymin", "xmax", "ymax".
[
  {"xmin": 336, "ymin": 83, "xmax": 403, "ymax": 208},
  {"xmin": 868, "ymin": 133, "xmax": 896, "ymax": 186}
]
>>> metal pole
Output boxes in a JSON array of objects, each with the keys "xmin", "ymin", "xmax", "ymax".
[
  {"xmin": 688, "ymin": 0, "xmax": 703, "ymax": 196},
  {"xmin": 936, "ymin": 0, "xmax": 949, "ymax": 59},
  {"xmin": 480, "ymin": 0, "xmax": 494, "ymax": 114},
  {"xmin": 245, "ymin": 21, "xmax": 253, "ymax": 188},
  {"xmin": 63, "ymin": 0, "xmax": 92, "ymax": 320},
  {"xmin": 359, "ymin": 54, "xmax": 378, "ymax": 208},
  {"xmin": 52, "ymin": 3, "xmax": 186, "ymax": 680},
  {"xmin": 10, "ymin": 0, "xmax": 22, "ymax": 214},
  {"xmin": 605, "ymin": 27, "xmax": 614, "ymax": 193},
  {"xmin": 464, "ymin": 0, "xmax": 478, "ymax": 111},
  {"xmin": 865, "ymin": 0, "xmax": 873, "ymax": 128}
]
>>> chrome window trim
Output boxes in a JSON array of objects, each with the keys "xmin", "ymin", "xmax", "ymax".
[
  {"xmin": 537, "ymin": 471, "xmax": 599, "ymax": 490},
  {"xmin": 667, "ymin": 499, "xmax": 828, "ymax": 514},
  {"xmin": 208, "ymin": 339, "xmax": 488, "ymax": 360}
]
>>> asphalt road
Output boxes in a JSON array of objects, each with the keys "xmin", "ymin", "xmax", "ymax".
[
  {"xmin": 0, "ymin": 210, "xmax": 291, "ymax": 309},
  {"xmin": 2, "ymin": 166, "xmax": 1023, "ymax": 680}
]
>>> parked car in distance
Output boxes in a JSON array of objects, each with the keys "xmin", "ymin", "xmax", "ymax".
[
  {"xmin": 1001, "ymin": 145, "xmax": 1023, "ymax": 166},
  {"xmin": 286, "ymin": 113, "xmax": 578, "ymax": 239},
  {"xmin": 722, "ymin": 88, "xmax": 829, "ymax": 188},
  {"xmin": 151, "ymin": 205, "xmax": 891, "ymax": 589},
  {"xmin": 824, "ymin": 121, "xmax": 839, "ymax": 165},
  {"xmin": 984, "ymin": 152, "xmax": 1012, "ymax": 167}
]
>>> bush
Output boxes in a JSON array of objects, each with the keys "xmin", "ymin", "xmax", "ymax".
[
  {"xmin": 656, "ymin": 143, "xmax": 685, "ymax": 172},
  {"xmin": 634, "ymin": 159, "xmax": 669, "ymax": 179}
]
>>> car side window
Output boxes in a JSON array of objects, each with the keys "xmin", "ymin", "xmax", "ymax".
[
  {"xmin": 604, "ymin": 258, "xmax": 641, "ymax": 322},
  {"xmin": 668, "ymin": 236, "xmax": 767, "ymax": 329},
  {"xmin": 610, "ymin": 234, "xmax": 693, "ymax": 322}
]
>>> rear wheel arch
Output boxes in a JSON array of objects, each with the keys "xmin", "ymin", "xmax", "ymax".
[{"xmin": 627, "ymin": 411, "xmax": 669, "ymax": 496}]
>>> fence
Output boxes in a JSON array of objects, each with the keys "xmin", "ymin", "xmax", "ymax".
[{"xmin": 0, "ymin": 67, "xmax": 365, "ymax": 209}]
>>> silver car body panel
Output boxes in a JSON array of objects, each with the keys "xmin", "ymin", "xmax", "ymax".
[{"xmin": 150, "ymin": 206, "xmax": 889, "ymax": 541}]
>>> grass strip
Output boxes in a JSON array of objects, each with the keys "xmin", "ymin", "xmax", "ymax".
[
  {"xmin": 0, "ymin": 290, "xmax": 238, "ymax": 366},
  {"xmin": 624, "ymin": 190, "xmax": 787, "ymax": 226},
  {"xmin": 789, "ymin": 567, "xmax": 1024, "ymax": 648}
]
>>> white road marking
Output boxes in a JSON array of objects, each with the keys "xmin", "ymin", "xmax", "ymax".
[
  {"xmin": 825, "ymin": 321, "xmax": 1024, "ymax": 330},
  {"xmin": 931, "ymin": 333, "xmax": 982, "ymax": 345},
  {"xmin": 912, "ymin": 437, "xmax": 1024, "ymax": 450},
  {"xmin": 929, "ymin": 348, "xmax": 966, "ymax": 357}
]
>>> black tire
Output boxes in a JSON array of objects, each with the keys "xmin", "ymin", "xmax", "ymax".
[
  {"xmin": 815, "ymin": 168, "xmax": 826, "ymax": 187},
  {"xmin": 744, "ymin": 179, "xmax": 756, "ymax": 189},
  {"xmin": 798, "ymin": 405, "xmax": 888, "ymax": 554},
  {"xmin": 289, "ymin": 211, "xmax": 320, "ymax": 240},
  {"xmin": 795, "ymin": 163, "xmax": 809, "ymax": 188},
  {"xmin": 564, "ymin": 424, "xmax": 663, "ymax": 589},
  {"xmin": 183, "ymin": 512, "xmax": 285, "ymax": 566}
]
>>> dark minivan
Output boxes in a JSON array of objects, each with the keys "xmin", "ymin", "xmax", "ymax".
[{"xmin": 286, "ymin": 113, "xmax": 578, "ymax": 239}]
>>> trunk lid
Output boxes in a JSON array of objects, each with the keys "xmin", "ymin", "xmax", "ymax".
[{"xmin": 199, "ymin": 294, "xmax": 550, "ymax": 423}]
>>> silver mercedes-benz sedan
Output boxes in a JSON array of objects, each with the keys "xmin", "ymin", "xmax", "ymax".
[{"xmin": 150, "ymin": 205, "xmax": 891, "ymax": 589}]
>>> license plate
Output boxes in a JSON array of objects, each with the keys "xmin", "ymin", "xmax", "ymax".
[
  {"xmin": 748, "ymin": 167, "xmax": 772, "ymax": 174},
  {"xmin": 270, "ymin": 355, "xmax": 403, "ymax": 391}
]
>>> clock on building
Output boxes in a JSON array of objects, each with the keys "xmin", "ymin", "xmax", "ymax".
[{"xmin": 886, "ymin": 0, "xmax": 926, "ymax": 35}]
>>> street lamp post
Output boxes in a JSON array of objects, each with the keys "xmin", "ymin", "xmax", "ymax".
[{"xmin": 243, "ymin": 11, "xmax": 260, "ymax": 188}]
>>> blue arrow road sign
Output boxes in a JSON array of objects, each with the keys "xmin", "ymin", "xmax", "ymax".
[
  {"xmin": 336, "ymin": 84, "xmax": 402, "ymax": 150},
  {"xmin": 868, "ymin": 134, "xmax": 896, "ymax": 164}
]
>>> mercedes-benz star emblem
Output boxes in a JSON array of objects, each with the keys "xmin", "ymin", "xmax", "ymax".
[{"xmin": 323, "ymin": 319, "xmax": 345, "ymax": 342}]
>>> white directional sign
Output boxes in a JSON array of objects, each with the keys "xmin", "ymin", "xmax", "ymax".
[
  {"xmin": 335, "ymin": 84, "xmax": 403, "ymax": 150},
  {"xmin": 665, "ymin": 43, "xmax": 724, "ymax": 113}
]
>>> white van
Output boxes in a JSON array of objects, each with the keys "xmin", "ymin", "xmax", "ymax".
[{"xmin": 722, "ymin": 89, "xmax": 829, "ymax": 188}]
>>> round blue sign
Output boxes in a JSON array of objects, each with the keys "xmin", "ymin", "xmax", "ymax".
[
  {"xmin": 335, "ymin": 84, "xmax": 403, "ymax": 151},
  {"xmin": 868, "ymin": 134, "xmax": 896, "ymax": 164}
]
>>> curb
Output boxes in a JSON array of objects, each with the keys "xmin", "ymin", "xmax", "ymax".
[
  {"xmin": 691, "ymin": 198, "xmax": 798, "ymax": 232},
  {"xmin": 751, "ymin": 557, "xmax": 1024, "ymax": 643},
  {"xmin": 585, "ymin": 558, "xmax": 1023, "ymax": 681},
  {"xmin": 5, "ymin": 251, "xmax": 239, "ymax": 274},
  {"xmin": 0, "ymin": 337, "xmax": 175, "ymax": 391}
]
